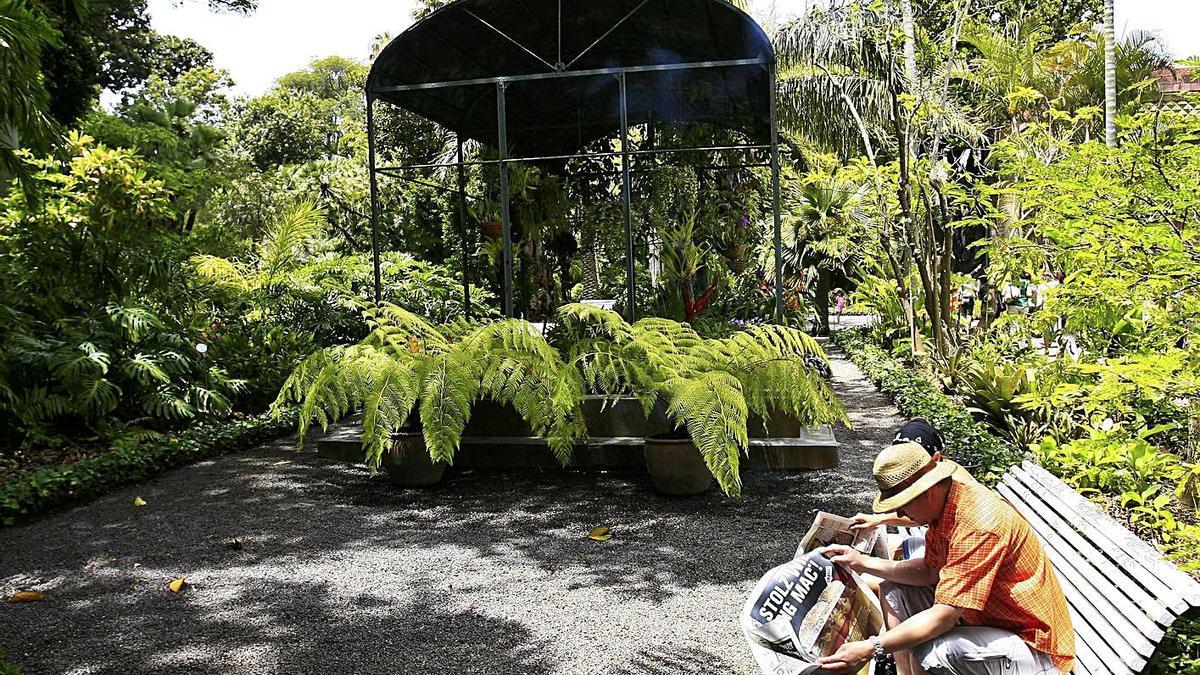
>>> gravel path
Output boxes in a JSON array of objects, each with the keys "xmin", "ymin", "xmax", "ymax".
[{"xmin": 0, "ymin": 349, "xmax": 904, "ymax": 675}]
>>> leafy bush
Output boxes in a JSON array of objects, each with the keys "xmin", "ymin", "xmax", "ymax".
[
  {"xmin": 1149, "ymin": 613, "xmax": 1200, "ymax": 675},
  {"xmin": 278, "ymin": 302, "xmax": 843, "ymax": 497},
  {"xmin": 0, "ymin": 134, "xmax": 246, "ymax": 445},
  {"xmin": 832, "ymin": 327, "xmax": 1019, "ymax": 483},
  {"xmin": 0, "ymin": 411, "xmax": 296, "ymax": 526}
]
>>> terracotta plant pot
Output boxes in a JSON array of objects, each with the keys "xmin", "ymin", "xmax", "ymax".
[
  {"xmin": 381, "ymin": 430, "xmax": 445, "ymax": 487},
  {"xmin": 643, "ymin": 433, "xmax": 713, "ymax": 495}
]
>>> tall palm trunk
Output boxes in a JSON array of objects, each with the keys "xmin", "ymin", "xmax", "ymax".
[
  {"xmin": 1104, "ymin": 0, "xmax": 1117, "ymax": 147},
  {"xmin": 814, "ymin": 265, "xmax": 832, "ymax": 336},
  {"xmin": 900, "ymin": 0, "xmax": 918, "ymax": 87},
  {"xmin": 581, "ymin": 237, "xmax": 601, "ymax": 300}
]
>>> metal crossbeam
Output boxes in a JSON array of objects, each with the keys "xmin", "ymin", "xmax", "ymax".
[
  {"xmin": 463, "ymin": 8, "xmax": 556, "ymax": 72},
  {"xmin": 370, "ymin": 57, "xmax": 769, "ymax": 94},
  {"xmin": 372, "ymin": 143, "xmax": 772, "ymax": 173}
]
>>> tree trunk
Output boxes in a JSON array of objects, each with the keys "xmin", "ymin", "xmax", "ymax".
[
  {"xmin": 900, "ymin": 0, "xmax": 919, "ymax": 162},
  {"xmin": 814, "ymin": 265, "xmax": 832, "ymax": 336},
  {"xmin": 581, "ymin": 229, "xmax": 601, "ymax": 299},
  {"xmin": 1103, "ymin": 0, "xmax": 1117, "ymax": 148}
]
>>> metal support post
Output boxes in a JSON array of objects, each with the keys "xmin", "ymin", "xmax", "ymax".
[
  {"xmin": 497, "ymin": 81, "xmax": 514, "ymax": 318},
  {"xmin": 456, "ymin": 135, "xmax": 471, "ymax": 317},
  {"xmin": 367, "ymin": 93, "xmax": 382, "ymax": 303},
  {"xmin": 619, "ymin": 71, "xmax": 636, "ymax": 321},
  {"xmin": 769, "ymin": 65, "xmax": 784, "ymax": 322}
]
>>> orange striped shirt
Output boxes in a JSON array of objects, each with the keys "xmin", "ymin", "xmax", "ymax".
[{"xmin": 925, "ymin": 477, "xmax": 1076, "ymax": 673}]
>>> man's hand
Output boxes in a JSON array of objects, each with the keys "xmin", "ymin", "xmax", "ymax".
[
  {"xmin": 849, "ymin": 512, "xmax": 886, "ymax": 531},
  {"xmin": 816, "ymin": 639, "xmax": 874, "ymax": 673},
  {"xmin": 819, "ymin": 544, "xmax": 866, "ymax": 572}
]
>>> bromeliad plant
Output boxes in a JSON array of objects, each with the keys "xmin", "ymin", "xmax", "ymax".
[
  {"xmin": 555, "ymin": 303, "xmax": 845, "ymax": 496},
  {"xmin": 273, "ymin": 303, "xmax": 584, "ymax": 468}
]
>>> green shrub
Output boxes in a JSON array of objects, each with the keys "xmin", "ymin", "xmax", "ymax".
[
  {"xmin": 0, "ymin": 411, "xmax": 296, "ymax": 526},
  {"xmin": 1148, "ymin": 613, "xmax": 1200, "ymax": 675},
  {"xmin": 832, "ymin": 327, "xmax": 1020, "ymax": 483},
  {"xmin": 0, "ymin": 135, "xmax": 246, "ymax": 445}
]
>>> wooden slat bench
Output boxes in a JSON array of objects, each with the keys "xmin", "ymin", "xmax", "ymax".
[{"xmin": 893, "ymin": 459, "xmax": 1200, "ymax": 674}]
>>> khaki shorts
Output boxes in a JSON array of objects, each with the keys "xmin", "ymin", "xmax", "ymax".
[{"xmin": 885, "ymin": 537, "xmax": 1062, "ymax": 675}]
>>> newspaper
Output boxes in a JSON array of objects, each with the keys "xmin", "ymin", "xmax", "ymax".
[
  {"xmin": 742, "ymin": 514, "xmax": 885, "ymax": 675},
  {"xmin": 796, "ymin": 511, "xmax": 889, "ymax": 560}
]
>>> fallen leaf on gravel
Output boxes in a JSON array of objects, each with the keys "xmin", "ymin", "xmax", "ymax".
[
  {"xmin": 223, "ymin": 538, "xmax": 245, "ymax": 550},
  {"xmin": 132, "ymin": 497, "xmax": 147, "ymax": 507},
  {"xmin": 133, "ymin": 563, "xmax": 141, "ymax": 569},
  {"xmin": 168, "ymin": 578, "xmax": 186, "ymax": 593},
  {"xmin": 9, "ymin": 591, "xmax": 44, "ymax": 603},
  {"xmin": 587, "ymin": 526, "xmax": 612, "ymax": 541}
]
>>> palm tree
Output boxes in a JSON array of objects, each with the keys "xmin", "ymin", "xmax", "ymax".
[
  {"xmin": 779, "ymin": 176, "xmax": 867, "ymax": 335},
  {"xmin": 1103, "ymin": 0, "xmax": 1117, "ymax": 147},
  {"xmin": 958, "ymin": 19, "xmax": 1054, "ymax": 137},
  {"xmin": 772, "ymin": 3, "xmax": 898, "ymax": 162}
]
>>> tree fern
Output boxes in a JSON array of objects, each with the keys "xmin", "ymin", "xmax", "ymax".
[
  {"xmin": 663, "ymin": 371, "xmax": 749, "ymax": 496},
  {"xmin": 276, "ymin": 307, "xmax": 584, "ymax": 469},
  {"xmin": 444, "ymin": 319, "xmax": 584, "ymax": 466},
  {"xmin": 556, "ymin": 307, "xmax": 844, "ymax": 497},
  {"xmin": 420, "ymin": 349, "xmax": 480, "ymax": 464}
]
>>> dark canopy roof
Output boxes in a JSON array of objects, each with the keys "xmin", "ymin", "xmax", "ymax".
[{"xmin": 368, "ymin": 0, "xmax": 775, "ymax": 157}]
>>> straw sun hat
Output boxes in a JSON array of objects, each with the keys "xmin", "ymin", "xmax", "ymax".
[{"xmin": 872, "ymin": 441, "xmax": 959, "ymax": 513}]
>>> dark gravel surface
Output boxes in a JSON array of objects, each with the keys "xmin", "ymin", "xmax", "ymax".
[{"xmin": 0, "ymin": 347, "xmax": 903, "ymax": 675}]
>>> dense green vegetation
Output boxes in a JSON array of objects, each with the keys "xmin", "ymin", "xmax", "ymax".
[
  {"xmin": 0, "ymin": 0, "xmax": 1195, "ymax": 610},
  {"xmin": 0, "ymin": 410, "xmax": 296, "ymax": 525},
  {"xmin": 763, "ymin": 0, "xmax": 1200, "ymax": 583},
  {"xmin": 1, "ymin": 0, "xmax": 1198, "ymax": 668}
]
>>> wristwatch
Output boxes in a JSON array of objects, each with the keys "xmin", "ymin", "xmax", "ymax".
[{"xmin": 869, "ymin": 635, "xmax": 885, "ymax": 658}]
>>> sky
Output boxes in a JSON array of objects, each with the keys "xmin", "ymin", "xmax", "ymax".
[{"xmin": 147, "ymin": 0, "xmax": 1200, "ymax": 97}]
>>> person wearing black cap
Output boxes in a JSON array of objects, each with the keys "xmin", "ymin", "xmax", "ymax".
[{"xmin": 849, "ymin": 419, "xmax": 970, "ymax": 537}]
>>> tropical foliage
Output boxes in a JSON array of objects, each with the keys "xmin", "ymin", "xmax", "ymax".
[{"xmin": 275, "ymin": 301, "xmax": 841, "ymax": 497}]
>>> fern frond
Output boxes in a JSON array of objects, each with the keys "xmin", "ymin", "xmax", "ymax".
[
  {"xmin": 363, "ymin": 302, "xmax": 450, "ymax": 356},
  {"xmin": 420, "ymin": 350, "xmax": 480, "ymax": 464},
  {"xmin": 556, "ymin": 302, "xmax": 629, "ymax": 341},
  {"xmin": 663, "ymin": 371, "xmax": 748, "ymax": 497},
  {"xmin": 360, "ymin": 352, "xmax": 423, "ymax": 469}
]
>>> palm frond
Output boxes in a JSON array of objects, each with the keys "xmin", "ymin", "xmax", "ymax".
[{"xmin": 257, "ymin": 200, "xmax": 327, "ymax": 286}]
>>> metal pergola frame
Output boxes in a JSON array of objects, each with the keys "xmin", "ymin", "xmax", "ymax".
[{"xmin": 365, "ymin": 16, "xmax": 785, "ymax": 322}]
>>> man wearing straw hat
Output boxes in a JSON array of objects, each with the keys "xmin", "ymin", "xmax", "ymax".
[{"xmin": 814, "ymin": 442, "xmax": 1075, "ymax": 675}]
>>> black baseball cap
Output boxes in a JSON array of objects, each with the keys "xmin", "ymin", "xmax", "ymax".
[{"xmin": 892, "ymin": 418, "xmax": 944, "ymax": 456}]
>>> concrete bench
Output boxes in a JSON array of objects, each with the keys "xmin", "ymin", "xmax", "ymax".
[{"xmin": 893, "ymin": 460, "xmax": 1200, "ymax": 674}]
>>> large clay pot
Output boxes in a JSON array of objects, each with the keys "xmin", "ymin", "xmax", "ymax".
[
  {"xmin": 381, "ymin": 430, "xmax": 445, "ymax": 487},
  {"xmin": 643, "ymin": 433, "xmax": 712, "ymax": 495}
]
